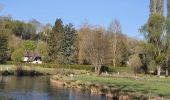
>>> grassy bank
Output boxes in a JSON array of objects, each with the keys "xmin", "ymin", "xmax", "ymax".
[
  {"xmin": 51, "ymin": 73, "xmax": 170, "ymax": 99},
  {"xmin": 1, "ymin": 63, "xmax": 132, "ymax": 73},
  {"xmin": 74, "ymin": 75, "xmax": 170, "ymax": 98},
  {"xmin": 0, "ymin": 64, "xmax": 90, "ymax": 76}
]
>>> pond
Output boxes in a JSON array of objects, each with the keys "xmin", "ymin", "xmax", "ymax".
[{"xmin": 0, "ymin": 76, "xmax": 107, "ymax": 100}]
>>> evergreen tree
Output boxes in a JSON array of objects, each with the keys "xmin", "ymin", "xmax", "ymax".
[
  {"xmin": 47, "ymin": 19, "xmax": 64, "ymax": 63},
  {"xmin": 0, "ymin": 28, "xmax": 9, "ymax": 63},
  {"xmin": 0, "ymin": 18, "xmax": 11, "ymax": 63},
  {"xmin": 59, "ymin": 23, "xmax": 76, "ymax": 64},
  {"xmin": 47, "ymin": 19, "xmax": 76, "ymax": 64}
]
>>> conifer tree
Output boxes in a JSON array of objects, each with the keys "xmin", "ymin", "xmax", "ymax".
[
  {"xmin": 59, "ymin": 23, "xmax": 76, "ymax": 64},
  {"xmin": 47, "ymin": 19, "xmax": 64, "ymax": 63},
  {"xmin": 0, "ymin": 28, "xmax": 9, "ymax": 63}
]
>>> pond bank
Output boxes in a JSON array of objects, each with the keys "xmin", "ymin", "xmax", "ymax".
[
  {"xmin": 51, "ymin": 75, "xmax": 170, "ymax": 100},
  {"xmin": 0, "ymin": 65, "xmax": 90, "ymax": 76}
]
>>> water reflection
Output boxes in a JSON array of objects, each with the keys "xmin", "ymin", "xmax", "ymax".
[{"xmin": 0, "ymin": 76, "xmax": 106, "ymax": 100}]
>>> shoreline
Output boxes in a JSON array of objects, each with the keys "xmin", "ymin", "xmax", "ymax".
[{"xmin": 50, "ymin": 75, "xmax": 170, "ymax": 100}]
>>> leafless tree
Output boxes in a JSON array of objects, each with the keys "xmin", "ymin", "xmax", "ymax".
[
  {"xmin": 80, "ymin": 26, "xmax": 112, "ymax": 75},
  {"xmin": 108, "ymin": 19, "xmax": 121, "ymax": 67},
  {"xmin": 128, "ymin": 54, "xmax": 142, "ymax": 77}
]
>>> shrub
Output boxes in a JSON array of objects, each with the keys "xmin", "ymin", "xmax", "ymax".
[{"xmin": 11, "ymin": 48, "xmax": 24, "ymax": 62}]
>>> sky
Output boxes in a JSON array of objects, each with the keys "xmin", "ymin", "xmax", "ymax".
[{"xmin": 0, "ymin": 0, "xmax": 164, "ymax": 39}]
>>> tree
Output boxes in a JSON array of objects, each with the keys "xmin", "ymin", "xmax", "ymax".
[
  {"xmin": 11, "ymin": 48, "xmax": 24, "ymax": 62},
  {"xmin": 8, "ymin": 34, "xmax": 22, "ymax": 53},
  {"xmin": 81, "ymin": 27, "xmax": 112, "ymax": 75},
  {"xmin": 140, "ymin": 14, "xmax": 167, "ymax": 76},
  {"xmin": 22, "ymin": 40, "xmax": 36, "ymax": 60},
  {"xmin": 108, "ymin": 19, "xmax": 122, "ymax": 67},
  {"xmin": 0, "ymin": 28, "xmax": 9, "ymax": 63},
  {"xmin": 150, "ymin": 0, "xmax": 164, "ymax": 15},
  {"xmin": 29, "ymin": 19, "xmax": 44, "ymax": 34},
  {"xmin": 58, "ymin": 23, "xmax": 76, "ymax": 64},
  {"xmin": 12, "ymin": 20, "xmax": 36, "ymax": 40},
  {"xmin": 128, "ymin": 54, "xmax": 142, "ymax": 76},
  {"xmin": 0, "ymin": 17, "xmax": 12, "ymax": 63},
  {"xmin": 36, "ymin": 41, "xmax": 48, "ymax": 57},
  {"xmin": 168, "ymin": 0, "xmax": 170, "ymax": 18},
  {"xmin": 47, "ymin": 19, "xmax": 64, "ymax": 63},
  {"xmin": 40, "ymin": 23, "xmax": 52, "ymax": 42},
  {"xmin": 115, "ymin": 36, "xmax": 130, "ymax": 67},
  {"xmin": 77, "ymin": 23, "xmax": 92, "ymax": 64},
  {"xmin": 150, "ymin": 0, "xmax": 155, "ymax": 14},
  {"xmin": 166, "ymin": 3, "xmax": 170, "ymax": 76},
  {"xmin": 47, "ymin": 19, "xmax": 76, "ymax": 64}
]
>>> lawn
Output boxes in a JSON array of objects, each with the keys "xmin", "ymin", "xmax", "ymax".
[{"xmin": 74, "ymin": 75, "xmax": 170, "ymax": 98}]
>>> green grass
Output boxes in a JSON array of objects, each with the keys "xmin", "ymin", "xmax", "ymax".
[
  {"xmin": 74, "ymin": 75, "xmax": 170, "ymax": 98},
  {"xmin": 0, "ymin": 65, "xmax": 57, "ymax": 75},
  {"xmin": 0, "ymin": 64, "xmax": 89, "ymax": 75}
]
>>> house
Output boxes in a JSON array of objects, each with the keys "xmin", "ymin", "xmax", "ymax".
[{"xmin": 23, "ymin": 53, "xmax": 42, "ymax": 64}]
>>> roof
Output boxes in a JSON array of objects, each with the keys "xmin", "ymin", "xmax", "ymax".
[{"xmin": 24, "ymin": 52, "xmax": 41, "ymax": 57}]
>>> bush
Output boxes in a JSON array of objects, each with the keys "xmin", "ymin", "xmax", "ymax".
[
  {"xmin": 7, "ymin": 63, "xmax": 93, "ymax": 71},
  {"xmin": 91, "ymin": 65, "xmax": 113, "ymax": 73},
  {"xmin": 11, "ymin": 48, "xmax": 24, "ymax": 62},
  {"xmin": 1, "ymin": 70, "xmax": 14, "ymax": 76},
  {"xmin": 39, "ymin": 64, "xmax": 93, "ymax": 71}
]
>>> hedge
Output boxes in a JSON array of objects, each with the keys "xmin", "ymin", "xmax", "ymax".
[{"xmin": 5, "ymin": 61, "xmax": 131, "ymax": 73}]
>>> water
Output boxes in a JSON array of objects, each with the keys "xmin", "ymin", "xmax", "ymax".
[{"xmin": 0, "ymin": 76, "xmax": 107, "ymax": 100}]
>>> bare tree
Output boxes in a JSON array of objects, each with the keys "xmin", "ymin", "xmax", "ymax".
[
  {"xmin": 80, "ymin": 26, "xmax": 112, "ymax": 75},
  {"xmin": 128, "ymin": 54, "xmax": 142, "ymax": 77},
  {"xmin": 108, "ymin": 19, "xmax": 122, "ymax": 68}
]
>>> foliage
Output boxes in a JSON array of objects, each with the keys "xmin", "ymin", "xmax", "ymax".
[
  {"xmin": 58, "ymin": 23, "xmax": 77, "ymax": 64},
  {"xmin": 8, "ymin": 34, "xmax": 22, "ymax": 53},
  {"xmin": 115, "ymin": 36, "xmax": 130, "ymax": 66},
  {"xmin": 47, "ymin": 19, "xmax": 64, "ymax": 63},
  {"xmin": 36, "ymin": 41, "xmax": 48, "ymax": 57},
  {"xmin": 47, "ymin": 19, "xmax": 76, "ymax": 64},
  {"xmin": 22, "ymin": 40, "xmax": 36, "ymax": 52},
  {"xmin": 77, "ymin": 24, "xmax": 91, "ymax": 64},
  {"xmin": 140, "ymin": 14, "xmax": 167, "ymax": 75},
  {"xmin": 0, "ymin": 18, "xmax": 11, "ymax": 63},
  {"xmin": 128, "ymin": 54, "xmax": 142, "ymax": 75},
  {"xmin": 39, "ymin": 24, "xmax": 52, "ymax": 42},
  {"xmin": 12, "ymin": 20, "xmax": 37, "ymax": 40},
  {"xmin": 11, "ymin": 48, "xmax": 24, "ymax": 62}
]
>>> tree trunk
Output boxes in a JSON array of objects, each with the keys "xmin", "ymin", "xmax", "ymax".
[
  {"xmin": 135, "ymin": 67, "xmax": 137, "ymax": 77},
  {"xmin": 95, "ymin": 65, "xmax": 101, "ymax": 75},
  {"xmin": 113, "ymin": 59, "xmax": 115, "ymax": 68},
  {"xmin": 166, "ymin": 58, "xmax": 168, "ymax": 77},
  {"xmin": 157, "ymin": 66, "xmax": 161, "ymax": 76},
  {"xmin": 113, "ymin": 32, "xmax": 117, "ymax": 68},
  {"xmin": 95, "ymin": 66, "xmax": 97, "ymax": 74},
  {"xmin": 166, "ymin": 68, "xmax": 168, "ymax": 77}
]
